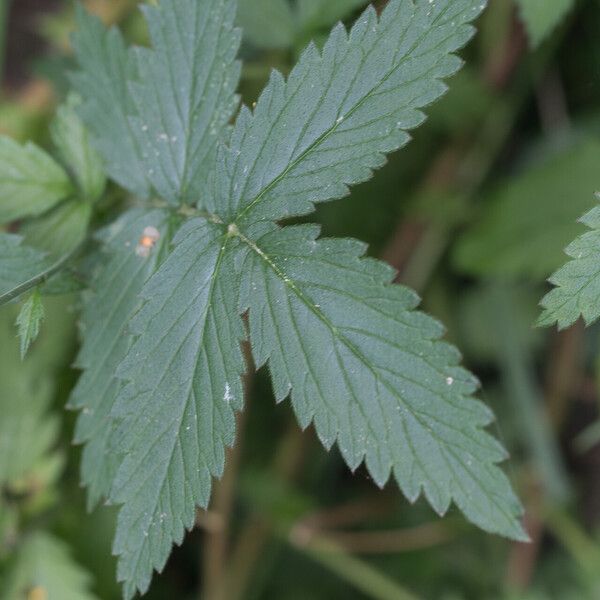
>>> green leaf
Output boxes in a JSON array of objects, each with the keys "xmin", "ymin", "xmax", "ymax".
[
  {"xmin": 0, "ymin": 234, "xmax": 50, "ymax": 303},
  {"xmin": 210, "ymin": 0, "xmax": 485, "ymax": 224},
  {"xmin": 69, "ymin": 208, "xmax": 170, "ymax": 509},
  {"xmin": 237, "ymin": 0, "xmax": 295, "ymax": 48},
  {"xmin": 108, "ymin": 219, "xmax": 245, "ymax": 598},
  {"xmin": 50, "ymin": 93, "xmax": 106, "ymax": 203},
  {"xmin": 453, "ymin": 140, "xmax": 600, "ymax": 280},
  {"xmin": 16, "ymin": 289, "xmax": 45, "ymax": 359},
  {"xmin": 237, "ymin": 224, "xmax": 526, "ymax": 540},
  {"xmin": 1, "ymin": 532, "xmax": 97, "ymax": 600},
  {"xmin": 297, "ymin": 0, "xmax": 368, "ymax": 32},
  {"xmin": 70, "ymin": 6, "xmax": 150, "ymax": 198},
  {"xmin": 538, "ymin": 202, "xmax": 600, "ymax": 330},
  {"xmin": 0, "ymin": 135, "xmax": 72, "ymax": 224},
  {"xmin": 40, "ymin": 270, "xmax": 86, "ymax": 296},
  {"xmin": 127, "ymin": 0, "xmax": 241, "ymax": 205},
  {"xmin": 22, "ymin": 200, "xmax": 92, "ymax": 259},
  {"xmin": 72, "ymin": 0, "xmax": 241, "ymax": 205},
  {"xmin": 515, "ymin": 0, "xmax": 574, "ymax": 48}
]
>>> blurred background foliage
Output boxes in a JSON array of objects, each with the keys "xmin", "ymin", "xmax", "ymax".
[{"xmin": 2, "ymin": 0, "xmax": 600, "ymax": 598}]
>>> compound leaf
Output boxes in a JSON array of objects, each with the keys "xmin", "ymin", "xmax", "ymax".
[
  {"xmin": 69, "ymin": 209, "xmax": 170, "ymax": 509},
  {"xmin": 109, "ymin": 219, "xmax": 246, "ymax": 598},
  {"xmin": 128, "ymin": 0, "xmax": 241, "ymax": 205},
  {"xmin": 71, "ymin": 6, "xmax": 150, "ymax": 198},
  {"xmin": 238, "ymin": 224, "xmax": 526, "ymax": 540},
  {"xmin": 539, "ymin": 202, "xmax": 600, "ymax": 330},
  {"xmin": 0, "ymin": 135, "xmax": 73, "ymax": 224},
  {"xmin": 210, "ymin": 0, "xmax": 486, "ymax": 223},
  {"xmin": 69, "ymin": 2, "xmax": 529, "ymax": 597}
]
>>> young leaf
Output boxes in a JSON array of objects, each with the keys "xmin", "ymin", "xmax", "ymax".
[
  {"xmin": 127, "ymin": 0, "xmax": 241, "ymax": 205},
  {"xmin": 51, "ymin": 93, "xmax": 106, "ymax": 203},
  {"xmin": 515, "ymin": 0, "xmax": 574, "ymax": 48},
  {"xmin": 237, "ymin": 224, "xmax": 526, "ymax": 539},
  {"xmin": 209, "ymin": 0, "xmax": 486, "ymax": 223},
  {"xmin": 538, "ymin": 202, "xmax": 600, "ymax": 330},
  {"xmin": 0, "ymin": 234, "xmax": 50, "ymax": 304},
  {"xmin": 1, "ymin": 533, "xmax": 97, "ymax": 600},
  {"xmin": 108, "ymin": 219, "xmax": 245, "ymax": 597},
  {"xmin": 0, "ymin": 135, "xmax": 73, "ymax": 224},
  {"xmin": 16, "ymin": 288, "xmax": 45, "ymax": 359},
  {"xmin": 69, "ymin": 208, "xmax": 171, "ymax": 509},
  {"xmin": 70, "ymin": 6, "xmax": 150, "ymax": 198}
]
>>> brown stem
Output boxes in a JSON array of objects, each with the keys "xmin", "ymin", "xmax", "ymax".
[
  {"xmin": 199, "ymin": 343, "xmax": 254, "ymax": 600},
  {"xmin": 535, "ymin": 67, "xmax": 571, "ymax": 134},
  {"xmin": 505, "ymin": 479, "xmax": 544, "ymax": 590},
  {"xmin": 545, "ymin": 323, "xmax": 584, "ymax": 428},
  {"xmin": 199, "ymin": 422, "xmax": 243, "ymax": 600},
  {"xmin": 224, "ymin": 425, "xmax": 308, "ymax": 600}
]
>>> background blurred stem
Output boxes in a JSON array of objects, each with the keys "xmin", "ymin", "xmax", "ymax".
[
  {"xmin": 545, "ymin": 324, "xmax": 583, "ymax": 428},
  {"xmin": 225, "ymin": 425, "xmax": 307, "ymax": 600},
  {"xmin": 286, "ymin": 532, "xmax": 420, "ymax": 600},
  {"xmin": 200, "ymin": 413, "xmax": 246, "ymax": 600},
  {"xmin": 314, "ymin": 521, "xmax": 455, "ymax": 554},
  {"xmin": 200, "ymin": 344, "xmax": 253, "ymax": 600},
  {"xmin": 545, "ymin": 509, "xmax": 600, "ymax": 588}
]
